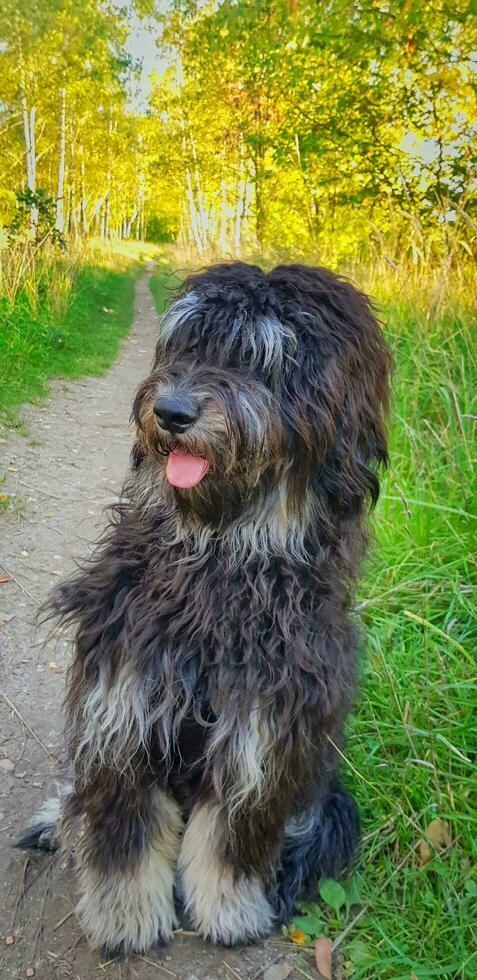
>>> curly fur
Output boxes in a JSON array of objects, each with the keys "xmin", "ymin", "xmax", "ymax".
[{"xmin": 18, "ymin": 262, "xmax": 390, "ymax": 951}]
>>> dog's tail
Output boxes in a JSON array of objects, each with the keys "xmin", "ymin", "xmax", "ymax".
[
  {"xmin": 269, "ymin": 780, "xmax": 360, "ymax": 922},
  {"xmin": 15, "ymin": 786, "xmax": 71, "ymax": 854}
]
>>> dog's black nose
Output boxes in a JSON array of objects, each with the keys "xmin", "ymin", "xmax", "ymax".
[{"xmin": 153, "ymin": 394, "xmax": 199, "ymax": 433}]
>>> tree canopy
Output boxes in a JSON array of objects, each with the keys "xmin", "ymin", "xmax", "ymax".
[{"xmin": 1, "ymin": 0, "xmax": 475, "ymax": 262}]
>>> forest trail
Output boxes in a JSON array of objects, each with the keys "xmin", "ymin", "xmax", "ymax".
[{"xmin": 0, "ymin": 270, "xmax": 300, "ymax": 980}]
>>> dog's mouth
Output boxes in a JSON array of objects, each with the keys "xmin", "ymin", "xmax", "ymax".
[{"xmin": 165, "ymin": 446, "xmax": 210, "ymax": 489}]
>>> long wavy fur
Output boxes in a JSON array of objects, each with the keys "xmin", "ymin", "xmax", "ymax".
[{"xmin": 27, "ymin": 262, "xmax": 390, "ymax": 949}]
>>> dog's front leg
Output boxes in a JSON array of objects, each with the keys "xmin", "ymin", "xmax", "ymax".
[
  {"xmin": 67, "ymin": 770, "xmax": 183, "ymax": 954},
  {"xmin": 178, "ymin": 797, "xmax": 278, "ymax": 945}
]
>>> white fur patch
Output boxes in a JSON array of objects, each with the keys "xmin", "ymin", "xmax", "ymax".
[
  {"xmin": 74, "ymin": 663, "xmax": 153, "ymax": 782},
  {"xmin": 178, "ymin": 801, "xmax": 274, "ymax": 945},
  {"xmin": 76, "ymin": 789, "xmax": 182, "ymax": 952},
  {"xmin": 22, "ymin": 784, "xmax": 72, "ymax": 849},
  {"xmin": 30, "ymin": 795, "xmax": 62, "ymax": 827},
  {"xmin": 207, "ymin": 703, "xmax": 273, "ymax": 814},
  {"xmin": 159, "ymin": 292, "xmax": 201, "ymax": 343}
]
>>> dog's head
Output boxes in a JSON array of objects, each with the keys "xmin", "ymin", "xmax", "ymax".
[{"xmin": 132, "ymin": 263, "xmax": 391, "ymax": 537}]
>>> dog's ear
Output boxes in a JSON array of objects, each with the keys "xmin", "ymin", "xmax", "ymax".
[
  {"xmin": 272, "ymin": 265, "xmax": 391, "ymax": 517},
  {"xmin": 316, "ymin": 352, "xmax": 390, "ymax": 517}
]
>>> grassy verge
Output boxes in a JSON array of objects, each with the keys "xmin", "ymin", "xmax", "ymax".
[
  {"xmin": 0, "ymin": 244, "xmax": 144, "ymax": 430},
  {"xmin": 150, "ymin": 261, "xmax": 476, "ymax": 978},
  {"xmin": 341, "ymin": 300, "xmax": 476, "ymax": 979},
  {"xmin": 149, "ymin": 262, "xmax": 182, "ymax": 316}
]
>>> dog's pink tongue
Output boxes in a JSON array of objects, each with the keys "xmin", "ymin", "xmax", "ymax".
[{"xmin": 166, "ymin": 447, "xmax": 209, "ymax": 489}]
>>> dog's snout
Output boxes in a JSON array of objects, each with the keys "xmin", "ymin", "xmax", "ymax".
[{"xmin": 153, "ymin": 394, "xmax": 199, "ymax": 433}]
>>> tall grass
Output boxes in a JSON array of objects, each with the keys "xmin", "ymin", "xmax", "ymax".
[
  {"xmin": 347, "ymin": 290, "xmax": 476, "ymax": 978},
  {"xmin": 0, "ymin": 239, "xmax": 161, "ymax": 429},
  {"xmin": 150, "ymin": 258, "xmax": 477, "ymax": 978}
]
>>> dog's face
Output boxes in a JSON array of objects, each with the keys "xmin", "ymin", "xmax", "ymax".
[{"xmin": 133, "ymin": 263, "xmax": 390, "ymax": 531}]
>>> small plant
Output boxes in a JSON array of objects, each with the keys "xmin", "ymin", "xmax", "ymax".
[
  {"xmin": 283, "ymin": 875, "xmax": 363, "ymax": 946},
  {"xmin": 7, "ymin": 188, "xmax": 66, "ymax": 251}
]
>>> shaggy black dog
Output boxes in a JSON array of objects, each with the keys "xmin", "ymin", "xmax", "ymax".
[{"xmin": 18, "ymin": 262, "xmax": 390, "ymax": 953}]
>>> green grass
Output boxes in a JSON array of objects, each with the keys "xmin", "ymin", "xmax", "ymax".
[
  {"xmin": 0, "ymin": 258, "xmax": 140, "ymax": 429},
  {"xmin": 149, "ymin": 263, "xmax": 182, "ymax": 316},
  {"xmin": 150, "ymin": 265, "xmax": 476, "ymax": 978},
  {"xmin": 342, "ymin": 302, "xmax": 476, "ymax": 979}
]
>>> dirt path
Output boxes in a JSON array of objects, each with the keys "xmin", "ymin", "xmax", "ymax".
[{"xmin": 0, "ymin": 271, "xmax": 302, "ymax": 980}]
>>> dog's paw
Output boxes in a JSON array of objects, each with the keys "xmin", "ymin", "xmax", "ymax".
[
  {"xmin": 183, "ymin": 868, "xmax": 274, "ymax": 945},
  {"xmin": 99, "ymin": 931, "xmax": 170, "ymax": 960},
  {"xmin": 16, "ymin": 797, "xmax": 62, "ymax": 854}
]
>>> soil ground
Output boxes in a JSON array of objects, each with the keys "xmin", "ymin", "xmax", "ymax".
[{"xmin": 0, "ymin": 271, "xmax": 308, "ymax": 980}]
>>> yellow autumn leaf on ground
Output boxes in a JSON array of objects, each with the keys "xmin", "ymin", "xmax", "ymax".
[{"xmin": 419, "ymin": 817, "xmax": 452, "ymax": 864}]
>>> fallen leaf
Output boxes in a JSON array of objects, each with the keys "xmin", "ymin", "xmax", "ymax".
[
  {"xmin": 315, "ymin": 935, "xmax": 332, "ymax": 979},
  {"xmin": 48, "ymin": 661, "xmax": 63, "ymax": 671},
  {"xmin": 426, "ymin": 818, "xmax": 451, "ymax": 846},
  {"xmin": 0, "ymin": 758, "xmax": 15, "ymax": 771},
  {"xmin": 419, "ymin": 817, "xmax": 452, "ymax": 864},
  {"xmin": 0, "ymin": 575, "xmax": 13, "ymax": 584},
  {"xmin": 289, "ymin": 928, "xmax": 307, "ymax": 944},
  {"xmin": 419, "ymin": 840, "xmax": 433, "ymax": 864},
  {"xmin": 0, "ymin": 611, "xmax": 13, "ymax": 627}
]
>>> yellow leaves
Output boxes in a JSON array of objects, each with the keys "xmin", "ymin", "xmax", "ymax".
[{"xmin": 419, "ymin": 817, "xmax": 452, "ymax": 864}]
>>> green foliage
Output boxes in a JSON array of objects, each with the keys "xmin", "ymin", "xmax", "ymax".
[
  {"xmin": 148, "ymin": 0, "xmax": 477, "ymax": 260},
  {"xmin": 319, "ymin": 879, "xmax": 347, "ymax": 914},
  {"xmin": 1, "ymin": 1, "xmax": 475, "ymax": 262},
  {"xmin": 8, "ymin": 189, "xmax": 66, "ymax": 249}
]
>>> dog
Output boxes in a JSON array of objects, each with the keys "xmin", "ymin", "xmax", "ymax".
[{"xmin": 17, "ymin": 262, "xmax": 391, "ymax": 953}]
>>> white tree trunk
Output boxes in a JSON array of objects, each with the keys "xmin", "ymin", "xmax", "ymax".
[
  {"xmin": 219, "ymin": 178, "xmax": 227, "ymax": 253},
  {"xmin": 79, "ymin": 146, "xmax": 88, "ymax": 235},
  {"xmin": 55, "ymin": 88, "xmax": 66, "ymax": 234},
  {"xmin": 234, "ymin": 150, "xmax": 246, "ymax": 254},
  {"xmin": 186, "ymin": 168, "xmax": 204, "ymax": 256},
  {"xmin": 126, "ymin": 206, "xmax": 137, "ymax": 238},
  {"xmin": 21, "ymin": 98, "xmax": 38, "ymax": 236}
]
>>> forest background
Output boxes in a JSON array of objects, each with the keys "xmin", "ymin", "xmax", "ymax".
[{"xmin": 0, "ymin": 2, "xmax": 476, "ymax": 978}]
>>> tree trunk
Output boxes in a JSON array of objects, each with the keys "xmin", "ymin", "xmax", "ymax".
[
  {"xmin": 21, "ymin": 100, "xmax": 38, "ymax": 237},
  {"xmin": 18, "ymin": 33, "xmax": 38, "ymax": 239},
  {"xmin": 126, "ymin": 206, "xmax": 137, "ymax": 238},
  {"xmin": 186, "ymin": 168, "xmax": 203, "ymax": 255},
  {"xmin": 79, "ymin": 146, "xmax": 88, "ymax": 236},
  {"xmin": 253, "ymin": 105, "xmax": 265, "ymax": 246},
  {"xmin": 234, "ymin": 149, "xmax": 246, "ymax": 255},
  {"xmin": 219, "ymin": 178, "xmax": 227, "ymax": 253},
  {"xmin": 67, "ymin": 132, "xmax": 76, "ymax": 237},
  {"xmin": 55, "ymin": 88, "xmax": 67, "ymax": 234}
]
